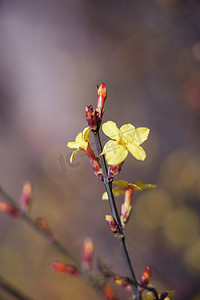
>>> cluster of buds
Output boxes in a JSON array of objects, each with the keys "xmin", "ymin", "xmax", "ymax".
[{"xmin": 85, "ymin": 83, "xmax": 107, "ymax": 133}]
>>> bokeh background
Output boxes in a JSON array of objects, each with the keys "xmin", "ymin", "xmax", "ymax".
[{"xmin": 0, "ymin": 0, "xmax": 200, "ymax": 299}]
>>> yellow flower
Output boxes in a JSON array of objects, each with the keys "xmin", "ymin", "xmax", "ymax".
[
  {"xmin": 101, "ymin": 121, "xmax": 150, "ymax": 165},
  {"xmin": 67, "ymin": 127, "xmax": 91, "ymax": 163},
  {"xmin": 102, "ymin": 180, "xmax": 156, "ymax": 200}
]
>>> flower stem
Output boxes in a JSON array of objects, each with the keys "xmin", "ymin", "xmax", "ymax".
[
  {"xmin": 94, "ymin": 132, "xmax": 138, "ymax": 295},
  {"xmin": 0, "ymin": 274, "xmax": 34, "ymax": 300}
]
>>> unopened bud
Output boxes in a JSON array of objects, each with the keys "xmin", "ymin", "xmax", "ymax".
[
  {"xmin": 36, "ymin": 218, "xmax": 53, "ymax": 236},
  {"xmin": 140, "ymin": 266, "xmax": 151, "ymax": 285},
  {"xmin": 105, "ymin": 215, "xmax": 121, "ymax": 236},
  {"xmin": 97, "ymin": 83, "xmax": 107, "ymax": 110},
  {"xmin": 113, "ymin": 276, "xmax": 132, "ymax": 293},
  {"xmin": 108, "ymin": 163, "xmax": 123, "ymax": 181},
  {"xmin": 120, "ymin": 204, "xmax": 132, "ymax": 229},
  {"xmin": 103, "ymin": 284, "xmax": 117, "ymax": 300},
  {"xmin": 51, "ymin": 261, "xmax": 79, "ymax": 276},
  {"xmin": 20, "ymin": 181, "xmax": 32, "ymax": 212},
  {"xmin": 82, "ymin": 237, "xmax": 94, "ymax": 270},
  {"xmin": 0, "ymin": 201, "xmax": 20, "ymax": 217},
  {"xmin": 85, "ymin": 105, "xmax": 98, "ymax": 131}
]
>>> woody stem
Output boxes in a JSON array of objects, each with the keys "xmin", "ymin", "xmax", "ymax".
[{"xmin": 94, "ymin": 131, "xmax": 138, "ymax": 295}]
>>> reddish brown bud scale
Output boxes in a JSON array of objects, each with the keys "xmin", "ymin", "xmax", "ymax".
[
  {"xmin": 0, "ymin": 201, "xmax": 20, "ymax": 217},
  {"xmin": 51, "ymin": 261, "xmax": 79, "ymax": 276}
]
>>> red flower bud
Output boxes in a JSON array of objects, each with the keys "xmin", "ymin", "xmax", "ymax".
[
  {"xmin": 105, "ymin": 215, "xmax": 121, "ymax": 236},
  {"xmin": 51, "ymin": 261, "xmax": 80, "ymax": 276},
  {"xmin": 82, "ymin": 237, "xmax": 94, "ymax": 270},
  {"xmin": 20, "ymin": 181, "xmax": 32, "ymax": 212},
  {"xmin": 0, "ymin": 201, "xmax": 20, "ymax": 217},
  {"xmin": 140, "ymin": 266, "xmax": 151, "ymax": 285},
  {"xmin": 103, "ymin": 284, "xmax": 117, "ymax": 300},
  {"xmin": 97, "ymin": 83, "xmax": 107, "ymax": 110},
  {"xmin": 36, "ymin": 218, "xmax": 53, "ymax": 236}
]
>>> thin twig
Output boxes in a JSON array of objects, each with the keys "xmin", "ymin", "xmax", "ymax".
[
  {"xmin": 0, "ymin": 186, "xmax": 109, "ymax": 299},
  {"xmin": 0, "ymin": 274, "xmax": 34, "ymax": 300}
]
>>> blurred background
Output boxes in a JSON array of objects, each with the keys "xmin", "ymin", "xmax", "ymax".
[{"xmin": 0, "ymin": 0, "xmax": 200, "ymax": 299}]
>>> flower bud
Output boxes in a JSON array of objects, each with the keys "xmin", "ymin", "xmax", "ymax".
[
  {"xmin": 108, "ymin": 163, "xmax": 123, "ymax": 181},
  {"xmin": 140, "ymin": 266, "xmax": 151, "ymax": 285},
  {"xmin": 105, "ymin": 215, "xmax": 121, "ymax": 236},
  {"xmin": 0, "ymin": 201, "xmax": 20, "ymax": 217},
  {"xmin": 36, "ymin": 217, "xmax": 53, "ymax": 236},
  {"xmin": 81, "ymin": 237, "xmax": 94, "ymax": 270},
  {"xmin": 85, "ymin": 105, "xmax": 98, "ymax": 131},
  {"xmin": 20, "ymin": 181, "xmax": 32, "ymax": 212},
  {"xmin": 113, "ymin": 276, "xmax": 132, "ymax": 293},
  {"xmin": 51, "ymin": 261, "xmax": 80, "ymax": 276},
  {"xmin": 103, "ymin": 284, "xmax": 117, "ymax": 300},
  {"xmin": 97, "ymin": 83, "xmax": 107, "ymax": 110}
]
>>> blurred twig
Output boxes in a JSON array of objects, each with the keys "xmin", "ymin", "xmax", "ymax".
[{"xmin": 0, "ymin": 274, "xmax": 34, "ymax": 300}]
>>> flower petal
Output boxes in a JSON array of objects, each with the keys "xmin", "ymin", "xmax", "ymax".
[
  {"xmin": 135, "ymin": 181, "xmax": 156, "ymax": 189},
  {"xmin": 70, "ymin": 150, "xmax": 79, "ymax": 163},
  {"xmin": 113, "ymin": 180, "xmax": 129, "ymax": 188},
  {"xmin": 120, "ymin": 124, "xmax": 135, "ymax": 142},
  {"xmin": 102, "ymin": 121, "xmax": 120, "ymax": 141},
  {"xmin": 75, "ymin": 132, "xmax": 83, "ymax": 143},
  {"xmin": 112, "ymin": 187, "xmax": 125, "ymax": 197},
  {"xmin": 130, "ymin": 127, "xmax": 150, "ymax": 145},
  {"xmin": 102, "ymin": 140, "xmax": 128, "ymax": 165},
  {"xmin": 82, "ymin": 127, "xmax": 91, "ymax": 142},
  {"xmin": 127, "ymin": 143, "xmax": 146, "ymax": 161},
  {"xmin": 128, "ymin": 183, "xmax": 142, "ymax": 191},
  {"xmin": 102, "ymin": 191, "xmax": 108, "ymax": 200},
  {"xmin": 67, "ymin": 142, "xmax": 80, "ymax": 149}
]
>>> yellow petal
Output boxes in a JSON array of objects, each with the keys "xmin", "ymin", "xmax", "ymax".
[
  {"xmin": 112, "ymin": 187, "xmax": 125, "ymax": 197},
  {"xmin": 70, "ymin": 149, "xmax": 79, "ymax": 163},
  {"xmin": 80, "ymin": 141, "xmax": 88, "ymax": 150},
  {"xmin": 135, "ymin": 181, "xmax": 156, "ymax": 189},
  {"xmin": 102, "ymin": 140, "xmax": 128, "ymax": 165},
  {"xmin": 113, "ymin": 180, "xmax": 128, "ymax": 188},
  {"xmin": 102, "ymin": 191, "xmax": 108, "ymax": 200},
  {"xmin": 67, "ymin": 141, "xmax": 80, "ymax": 149},
  {"xmin": 127, "ymin": 143, "xmax": 146, "ymax": 161},
  {"xmin": 75, "ymin": 132, "xmax": 83, "ymax": 143},
  {"xmin": 102, "ymin": 121, "xmax": 120, "ymax": 141},
  {"xmin": 130, "ymin": 127, "xmax": 150, "ymax": 145},
  {"xmin": 82, "ymin": 127, "xmax": 91, "ymax": 142},
  {"xmin": 128, "ymin": 183, "xmax": 142, "ymax": 191},
  {"xmin": 120, "ymin": 124, "xmax": 135, "ymax": 142}
]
